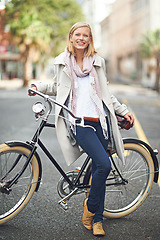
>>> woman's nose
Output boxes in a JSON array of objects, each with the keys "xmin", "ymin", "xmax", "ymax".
[{"xmin": 79, "ymin": 34, "xmax": 84, "ymax": 40}]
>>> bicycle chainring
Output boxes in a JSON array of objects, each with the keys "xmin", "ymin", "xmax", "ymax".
[{"xmin": 57, "ymin": 171, "xmax": 83, "ymax": 198}]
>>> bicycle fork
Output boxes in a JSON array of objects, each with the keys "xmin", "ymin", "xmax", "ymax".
[{"xmin": 0, "ymin": 145, "xmax": 37, "ymax": 194}]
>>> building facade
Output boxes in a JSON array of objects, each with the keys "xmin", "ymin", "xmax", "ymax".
[{"xmin": 100, "ymin": 0, "xmax": 160, "ymax": 86}]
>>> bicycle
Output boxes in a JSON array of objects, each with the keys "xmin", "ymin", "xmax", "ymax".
[{"xmin": 0, "ymin": 88, "xmax": 159, "ymax": 225}]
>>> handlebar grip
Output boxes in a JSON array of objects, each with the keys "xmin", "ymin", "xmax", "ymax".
[
  {"xmin": 28, "ymin": 89, "xmax": 35, "ymax": 95},
  {"xmin": 28, "ymin": 88, "xmax": 43, "ymax": 97}
]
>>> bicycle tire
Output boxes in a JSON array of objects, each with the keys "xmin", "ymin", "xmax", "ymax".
[
  {"xmin": 0, "ymin": 144, "xmax": 40, "ymax": 224},
  {"xmin": 86, "ymin": 143, "xmax": 154, "ymax": 218}
]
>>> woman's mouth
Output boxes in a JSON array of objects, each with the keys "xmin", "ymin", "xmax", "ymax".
[{"xmin": 77, "ymin": 42, "xmax": 85, "ymax": 46}]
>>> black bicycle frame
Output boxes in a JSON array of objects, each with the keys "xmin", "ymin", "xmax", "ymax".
[{"xmin": 6, "ymin": 117, "xmax": 128, "ymax": 191}]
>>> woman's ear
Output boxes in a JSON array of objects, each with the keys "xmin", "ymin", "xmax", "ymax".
[{"xmin": 69, "ymin": 34, "xmax": 73, "ymax": 43}]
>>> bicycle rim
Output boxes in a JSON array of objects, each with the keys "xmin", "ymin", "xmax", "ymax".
[
  {"xmin": 0, "ymin": 144, "xmax": 39, "ymax": 224},
  {"xmin": 103, "ymin": 143, "xmax": 154, "ymax": 218}
]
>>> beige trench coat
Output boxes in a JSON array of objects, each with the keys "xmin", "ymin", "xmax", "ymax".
[{"xmin": 33, "ymin": 52, "xmax": 129, "ymax": 165}]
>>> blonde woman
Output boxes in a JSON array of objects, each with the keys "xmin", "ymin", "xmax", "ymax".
[{"xmin": 29, "ymin": 22, "xmax": 134, "ymax": 236}]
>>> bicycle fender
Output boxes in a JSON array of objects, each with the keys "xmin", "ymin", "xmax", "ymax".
[
  {"xmin": 5, "ymin": 140, "xmax": 42, "ymax": 192},
  {"xmin": 123, "ymin": 138, "xmax": 159, "ymax": 183}
]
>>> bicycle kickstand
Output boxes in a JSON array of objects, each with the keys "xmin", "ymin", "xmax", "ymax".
[{"xmin": 58, "ymin": 187, "xmax": 78, "ymax": 210}]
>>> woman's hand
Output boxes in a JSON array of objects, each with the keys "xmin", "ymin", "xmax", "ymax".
[
  {"xmin": 28, "ymin": 86, "xmax": 37, "ymax": 96},
  {"xmin": 124, "ymin": 112, "xmax": 135, "ymax": 126}
]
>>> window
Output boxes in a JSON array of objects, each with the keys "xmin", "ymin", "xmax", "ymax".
[{"xmin": 131, "ymin": 0, "xmax": 149, "ymax": 13}]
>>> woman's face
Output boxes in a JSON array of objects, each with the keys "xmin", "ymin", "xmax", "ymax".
[{"xmin": 70, "ymin": 27, "xmax": 91, "ymax": 53}]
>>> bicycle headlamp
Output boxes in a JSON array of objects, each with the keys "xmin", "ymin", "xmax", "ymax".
[{"xmin": 32, "ymin": 101, "xmax": 46, "ymax": 117}]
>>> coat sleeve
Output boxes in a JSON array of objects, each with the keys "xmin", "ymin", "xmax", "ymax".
[
  {"xmin": 31, "ymin": 65, "xmax": 57, "ymax": 96},
  {"xmin": 110, "ymin": 95, "xmax": 129, "ymax": 116}
]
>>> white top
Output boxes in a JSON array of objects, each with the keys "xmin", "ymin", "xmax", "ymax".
[{"xmin": 76, "ymin": 75, "xmax": 99, "ymax": 118}]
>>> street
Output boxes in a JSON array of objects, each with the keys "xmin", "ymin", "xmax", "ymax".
[{"xmin": 0, "ymin": 84, "xmax": 160, "ymax": 240}]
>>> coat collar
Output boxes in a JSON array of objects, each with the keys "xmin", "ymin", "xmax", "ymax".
[
  {"xmin": 54, "ymin": 51, "xmax": 102, "ymax": 67},
  {"xmin": 93, "ymin": 54, "xmax": 102, "ymax": 67},
  {"xmin": 54, "ymin": 52, "xmax": 66, "ymax": 65}
]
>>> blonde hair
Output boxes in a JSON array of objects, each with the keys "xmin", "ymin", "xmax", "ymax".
[{"xmin": 66, "ymin": 22, "xmax": 97, "ymax": 57}]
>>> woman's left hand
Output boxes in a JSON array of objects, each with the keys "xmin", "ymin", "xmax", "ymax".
[{"xmin": 124, "ymin": 112, "xmax": 135, "ymax": 126}]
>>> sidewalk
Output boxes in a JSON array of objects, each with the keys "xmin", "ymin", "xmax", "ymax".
[{"xmin": 0, "ymin": 79, "xmax": 23, "ymax": 89}]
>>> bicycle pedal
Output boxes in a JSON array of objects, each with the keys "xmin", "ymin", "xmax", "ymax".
[{"xmin": 58, "ymin": 200, "xmax": 68, "ymax": 210}]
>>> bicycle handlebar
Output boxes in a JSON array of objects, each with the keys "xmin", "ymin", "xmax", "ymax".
[
  {"xmin": 28, "ymin": 88, "xmax": 81, "ymax": 121},
  {"xmin": 28, "ymin": 88, "xmax": 131, "ymax": 129}
]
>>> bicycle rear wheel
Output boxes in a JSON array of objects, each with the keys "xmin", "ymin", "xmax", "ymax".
[
  {"xmin": 0, "ymin": 144, "xmax": 39, "ymax": 224},
  {"xmin": 103, "ymin": 143, "xmax": 154, "ymax": 218}
]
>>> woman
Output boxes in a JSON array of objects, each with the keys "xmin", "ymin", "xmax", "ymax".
[{"xmin": 29, "ymin": 22, "xmax": 134, "ymax": 237}]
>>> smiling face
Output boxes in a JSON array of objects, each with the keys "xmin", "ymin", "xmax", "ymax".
[{"xmin": 70, "ymin": 27, "xmax": 91, "ymax": 54}]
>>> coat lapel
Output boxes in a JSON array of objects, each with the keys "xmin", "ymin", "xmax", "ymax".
[{"xmin": 63, "ymin": 66, "xmax": 70, "ymax": 78}]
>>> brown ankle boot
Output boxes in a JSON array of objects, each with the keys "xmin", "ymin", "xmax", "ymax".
[
  {"xmin": 93, "ymin": 222, "xmax": 105, "ymax": 236},
  {"xmin": 82, "ymin": 198, "xmax": 94, "ymax": 230}
]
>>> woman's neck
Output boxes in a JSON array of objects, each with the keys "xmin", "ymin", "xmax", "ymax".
[{"xmin": 75, "ymin": 49, "xmax": 84, "ymax": 71}]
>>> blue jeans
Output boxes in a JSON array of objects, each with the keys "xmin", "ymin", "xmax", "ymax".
[{"xmin": 73, "ymin": 119, "xmax": 111, "ymax": 223}]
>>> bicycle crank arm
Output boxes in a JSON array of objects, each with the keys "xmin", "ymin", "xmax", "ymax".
[{"xmin": 58, "ymin": 187, "xmax": 78, "ymax": 210}]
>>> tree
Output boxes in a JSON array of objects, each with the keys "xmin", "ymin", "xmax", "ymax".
[
  {"xmin": 139, "ymin": 29, "xmax": 160, "ymax": 92},
  {"xmin": 4, "ymin": 0, "xmax": 84, "ymax": 86}
]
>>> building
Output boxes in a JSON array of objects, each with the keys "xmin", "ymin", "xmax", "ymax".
[
  {"xmin": 100, "ymin": 0, "xmax": 160, "ymax": 86},
  {"xmin": 0, "ymin": 9, "xmax": 23, "ymax": 80}
]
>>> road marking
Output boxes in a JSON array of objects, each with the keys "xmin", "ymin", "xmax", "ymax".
[
  {"xmin": 133, "ymin": 114, "xmax": 150, "ymax": 145},
  {"xmin": 122, "ymin": 98, "xmax": 160, "ymax": 187}
]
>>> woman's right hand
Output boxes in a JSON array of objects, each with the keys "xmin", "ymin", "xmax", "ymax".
[{"xmin": 28, "ymin": 86, "xmax": 37, "ymax": 96}]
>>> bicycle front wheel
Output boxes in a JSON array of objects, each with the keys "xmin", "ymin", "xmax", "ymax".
[
  {"xmin": 0, "ymin": 144, "xmax": 40, "ymax": 224},
  {"xmin": 103, "ymin": 143, "xmax": 154, "ymax": 218}
]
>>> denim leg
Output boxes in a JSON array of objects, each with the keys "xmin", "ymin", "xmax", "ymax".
[
  {"xmin": 90, "ymin": 123, "xmax": 110, "ymax": 223},
  {"xmin": 91, "ymin": 161, "xmax": 107, "ymax": 223},
  {"xmin": 73, "ymin": 121, "xmax": 111, "ymax": 222}
]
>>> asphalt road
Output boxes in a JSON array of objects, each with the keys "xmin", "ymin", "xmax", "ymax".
[{"xmin": 0, "ymin": 85, "xmax": 160, "ymax": 240}]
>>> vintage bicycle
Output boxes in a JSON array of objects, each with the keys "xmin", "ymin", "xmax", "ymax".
[{"xmin": 0, "ymin": 88, "xmax": 159, "ymax": 225}]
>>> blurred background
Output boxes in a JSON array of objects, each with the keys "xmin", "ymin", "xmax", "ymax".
[
  {"xmin": 0, "ymin": 0, "xmax": 160, "ymax": 92},
  {"xmin": 0, "ymin": 2, "xmax": 160, "ymax": 239}
]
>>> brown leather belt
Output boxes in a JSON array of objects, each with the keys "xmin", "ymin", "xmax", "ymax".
[{"xmin": 83, "ymin": 117, "xmax": 99, "ymax": 122}]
